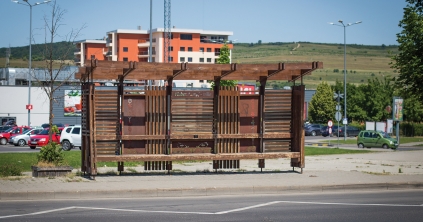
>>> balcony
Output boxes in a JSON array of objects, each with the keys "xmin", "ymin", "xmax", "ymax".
[
  {"xmin": 138, "ymin": 38, "xmax": 157, "ymax": 48},
  {"xmin": 138, "ymin": 51, "xmax": 156, "ymax": 58},
  {"xmin": 106, "ymin": 51, "xmax": 113, "ymax": 57},
  {"xmin": 106, "ymin": 40, "xmax": 113, "ymax": 47},
  {"xmin": 74, "ymin": 48, "xmax": 81, "ymax": 55}
]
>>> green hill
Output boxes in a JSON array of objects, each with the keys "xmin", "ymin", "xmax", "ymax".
[{"xmin": 0, "ymin": 41, "xmax": 398, "ymax": 89}]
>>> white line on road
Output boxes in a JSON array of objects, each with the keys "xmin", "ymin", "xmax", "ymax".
[{"xmin": 1, "ymin": 201, "xmax": 422, "ymax": 219}]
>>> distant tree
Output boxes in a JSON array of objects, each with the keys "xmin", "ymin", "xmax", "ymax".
[
  {"xmin": 210, "ymin": 43, "xmax": 237, "ymax": 88},
  {"xmin": 308, "ymin": 82, "xmax": 336, "ymax": 123},
  {"xmin": 391, "ymin": 0, "xmax": 423, "ymax": 100},
  {"xmin": 258, "ymin": 40, "xmax": 262, "ymax": 45},
  {"xmin": 361, "ymin": 77, "xmax": 395, "ymax": 121}
]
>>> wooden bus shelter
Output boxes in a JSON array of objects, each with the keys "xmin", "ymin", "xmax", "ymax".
[{"xmin": 76, "ymin": 60, "xmax": 323, "ymax": 177}]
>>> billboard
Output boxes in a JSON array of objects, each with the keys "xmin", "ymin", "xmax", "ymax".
[
  {"xmin": 392, "ymin": 97, "xmax": 403, "ymax": 121},
  {"xmin": 64, "ymin": 90, "xmax": 82, "ymax": 117}
]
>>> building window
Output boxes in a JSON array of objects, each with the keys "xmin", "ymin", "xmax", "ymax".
[
  {"xmin": 123, "ymin": 57, "xmax": 128, "ymax": 61},
  {"xmin": 200, "ymin": 47, "xmax": 204, "ymax": 52},
  {"xmin": 181, "ymin": 34, "xmax": 192, "ymax": 40},
  {"xmin": 167, "ymin": 57, "xmax": 173, "ymax": 62},
  {"xmin": 207, "ymin": 48, "xmax": 211, "ymax": 52},
  {"xmin": 180, "ymin": 57, "xmax": 185, "ymax": 62},
  {"xmin": 200, "ymin": 58, "xmax": 204, "ymax": 63},
  {"xmin": 188, "ymin": 47, "xmax": 192, "ymax": 52},
  {"xmin": 168, "ymin": 46, "xmax": 173, "ymax": 51},
  {"xmin": 207, "ymin": 58, "xmax": 211, "ymax": 63},
  {"xmin": 199, "ymin": 80, "xmax": 204, "ymax": 83},
  {"xmin": 188, "ymin": 57, "xmax": 192, "ymax": 62},
  {"xmin": 180, "ymin": 47, "xmax": 185, "ymax": 51},
  {"xmin": 123, "ymin": 47, "xmax": 128, "ymax": 52}
]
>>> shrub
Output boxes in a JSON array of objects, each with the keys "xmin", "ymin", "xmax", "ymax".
[
  {"xmin": 400, "ymin": 122, "xmax": 423, "ymax": 137},
  {"xmin": 0, "ymin": 164, "xmax": 22, "ymax": 177},
  {"xmin": 37, "ymin": 142, "xmax": 65, "ymax": 166}
]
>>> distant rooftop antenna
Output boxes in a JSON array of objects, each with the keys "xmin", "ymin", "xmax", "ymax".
[
  {"xmin": 164, "ymin": 0, "xmax": 171, "ymax": 63},
  {"xmin": 5, "ymin": 45, "xmax": 11, "ymax": 67}
]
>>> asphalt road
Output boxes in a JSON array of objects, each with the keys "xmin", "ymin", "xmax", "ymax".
[{"xmin": 0, "ymin": 190, "xmax": 422, "ymax": 221}]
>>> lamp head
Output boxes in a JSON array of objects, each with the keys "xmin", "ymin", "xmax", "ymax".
[{"xmin": 338, "ymin": 20, "xmax": 343, "ymax": 23}]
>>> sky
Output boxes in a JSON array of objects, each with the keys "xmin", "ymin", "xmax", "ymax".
[{"xmin": 0, "ymin": 0, "xmax": 408, "ymax": 48}]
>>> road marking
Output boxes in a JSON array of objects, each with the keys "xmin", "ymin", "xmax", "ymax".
[{"xmin": 1, "ymin": 201, "xmax": 422, "ymax": 219}]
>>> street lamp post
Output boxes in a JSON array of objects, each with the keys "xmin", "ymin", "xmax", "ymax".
[
  {"xmin": 329, "ymin": 20, "xmax": 362, "ymax": 141},
  {"xmin": 12, "ymin": 0, "xmax": 50, "ymax": 127}
]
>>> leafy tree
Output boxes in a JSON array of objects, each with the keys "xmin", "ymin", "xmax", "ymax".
[
  {"xmin": 361, "ymin": 77, "xmax": 395, "ymax": 121},
  {"xmin": 211, "ymin": 43, "xmax": 237, "ymax": 88},
  {"xmin": 308, "ymin": 82, "xmax": 336, "ymax": 123},
  {"xmin": 401, "ymin": 91, "xmax": 423, "ymax": 122},
  {"xmin": 391, "ymin": 0, "xmax": 423, "ymax": 100}
]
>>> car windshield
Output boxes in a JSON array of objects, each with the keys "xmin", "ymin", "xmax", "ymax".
[
  {"xmin": 23, "ymin": 129, "xmax": 32, "ymax": 134},
  {"xmin": 381, "ymin": 132, "xmax": 391, "ymax": 138},
  {"xmin": 38, "ymin": 129, "xmax": 50, "ymax": 135}
]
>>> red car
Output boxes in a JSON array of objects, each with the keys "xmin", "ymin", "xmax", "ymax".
[
  {"xmin": 28, "ymin": 128, "xmax": 63, "ymax": 149},
  {"xmin": 0, "ymin": 126, "xmax": 31, "ymax": 145}
]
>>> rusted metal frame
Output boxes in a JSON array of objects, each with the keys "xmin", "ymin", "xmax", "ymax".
[
  {"xmin": 117, "ymin": 75, "xmax": 124, "ymax": 157},
  {"xmin": 290, "ymin": 85, "xmax": 305, "ymax": 172},
  {"xmin": 89, "ymin": 83, "xmax": 97, "ymax": 176},
  {"xmin": 122, "ymin": 61, "xmax": 136, "ymax": 78},
  {"xmin": 259, "ymin": 76, "xmax": 267, "ymax": 153},
  {"xmin": 220, "ymin": 63, "xmax": 237, "ymax": 79},
  {"xmin": 173, "ymin": 62, "xmax": 188, "ymax": 78},
  {"xmin": 97, "ymin": 152, "xmax": 301, "ymax": 162},
  {"xmin": 213, "ymin": 76, "xmax": 221, "ymax": 154},
  {"xmin": 267, "ymin": 62, "xmax": 285, "ymax": 78},
  {"xmin": 289, "ymin": 61, "xmax": 319, "ymax": 83},
  {"xmin": 166, "ymin": 76, "xmax": 174, "ymax": 155}
]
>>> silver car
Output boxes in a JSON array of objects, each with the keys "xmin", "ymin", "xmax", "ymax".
[{"xmin": 9, "ymin": 128, "xmax": 43, "ymax": 146}]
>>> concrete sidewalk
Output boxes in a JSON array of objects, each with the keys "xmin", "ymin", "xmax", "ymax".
[{"xmin": 1, "ymin": 149, "xmax": 423, "ymax": 200}]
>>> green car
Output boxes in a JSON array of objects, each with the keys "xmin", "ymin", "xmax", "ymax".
[{"xmin": 356, "ymin": 130, "xmax": 398, "ymax": 149}]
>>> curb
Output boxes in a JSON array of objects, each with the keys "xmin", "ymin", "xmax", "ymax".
[
  {"xmin": 306, "ymin": 143, "xmax": 334, "ymax": 147},
  {"xmin": 1, "ymin": 183, "xmax": 422, "ymax": 200}
]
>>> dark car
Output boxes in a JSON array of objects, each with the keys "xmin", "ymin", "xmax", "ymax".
[
  {"xmin": 41, "ymin": 123, "xmax": 65, "ymax": 129},
  {"xmin": 322, "ymin": 125, "xmax": 341, "ymax": 137},
  {"xmin": 304, "ymin": 124, "xmax": 323, "ymax": 136},
  {"xmin": 338, "ymin": 126, "xmax": 360, "ymax": 137},
  {"xmin": 0, "ymin": 125, "xmax": 12, "ymax": 133}
]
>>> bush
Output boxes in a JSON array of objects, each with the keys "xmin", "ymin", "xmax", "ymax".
[
  {"xmin": 0, "ymin": 164, "xmax": 22, "ymax": 177},
  {"xmin": 400, "ymin": 122, "xmax": 423, "ymax": 137},
  {"xmin": 37, "ymin": 142, "xmax": 65, "ymax": 166}
]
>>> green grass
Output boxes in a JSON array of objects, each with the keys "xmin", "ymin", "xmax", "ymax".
[
  {"xmin": 0, "ymin": 147, "xmax": 371, "ymax": 175},
  {"xmin": 305, "ymin": 146, "xmax": 372, "ymax": 155},
  {"xmin": 322, "ymin": 136, "xmax": 423, "ymax": 145}
]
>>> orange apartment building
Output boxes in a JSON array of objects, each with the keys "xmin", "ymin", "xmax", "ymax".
[
  {"xmin": 74, "ymin": 27, "xmax": 233, "ymax": 87},
  {"xmin": 75, "ymin": 27, "xmax": 233, "ymax": 65}
]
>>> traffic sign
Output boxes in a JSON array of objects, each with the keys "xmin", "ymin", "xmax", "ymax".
[
  {"xmin": 342, "ymin": 118, "xmax": 348, "ymax": 124},
  {"xmin": 329, "ymin": 128, "xmax": 332, "ymax": 134},
  {"xmin": 335, "ymin": 111, "xmax": 342, "ymax": 121},
  {"xmin": 336, "ymin": 105, "xmax": 341, "ymax": 111},
  {"xmin": 328, "ymin": 120, "xmax": 333, "ymax": 127}
]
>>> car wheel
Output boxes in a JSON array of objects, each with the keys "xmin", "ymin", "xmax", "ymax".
[
  {"xmin": 358, "ymin": 143, "xmax": 364, "ymax": 148},
  {"xmin": 0, "ymin": 138, "xmax": 7, "ymax": 145},
  {"xmin": 382, "ymin": 144, "xmax": 388, "ymax": 149},
  {"xmin": 30, "ymin": 146, "xmax": 36, "ymax": 149},
  {"xmin": 17, "ymin": 139, "xmax": 26, "ymax": 146},
  {"xmin": 311, "ymin": 131, "xmax": 316, "ymax": 136},
  {"xmin": 62, "ymin": 140, "xmax": 72, "ymax": 151}
]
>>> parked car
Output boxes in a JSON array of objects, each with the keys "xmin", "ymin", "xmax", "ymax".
[
  {"xmin": 8, "ymin": 128, "xmax": 43, "ymax": 146},
  {"xmin": 0, "ymin": 126, "xmax": 32, "ymax": 145},
  {"xmin": 41, "ymin": 123, "xmax": 65, "ymax": 129},
  {"xmin": 60, "ymin": 125, "xmax": 81, "ymax": 151},
  {"xmin": 356, "ymin": 130, "xmax": 398, "ymax": 149},
  {"xmin": 0, "ymin": 125, "xmax": 12, "ymax": 133},
  {"xmin": 28, "ymin": 127, "xmax": 63, "ymax": 149},
  {"xmin": 338, "ymin": 126, "xmax": 361, "ymax": 137},
  {"xmin": 304, "ymin": 124, "xmax": 323, "ymax": 136},
  {"xmin": 321, "ymin": 125, "xmax": 340, "ymax": 137}
]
